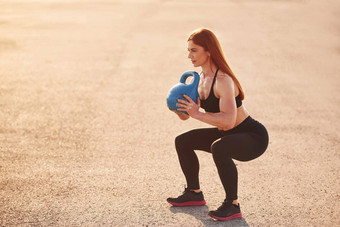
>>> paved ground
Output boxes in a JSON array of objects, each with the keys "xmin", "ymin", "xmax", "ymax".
[{"xmin": 0, "ymin": 0, "xmax": 339, "ymax": 226}]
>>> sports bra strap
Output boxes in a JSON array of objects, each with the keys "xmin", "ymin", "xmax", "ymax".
[
  {"xmin": 210, "ymin": 68, "xmax": 219, "ymax": 94},
  {"xmin": 211, "ymin": 69, "xmax": 219, "ymax": 86}
]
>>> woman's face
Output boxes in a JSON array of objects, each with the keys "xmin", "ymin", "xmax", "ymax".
[{"xmin": 187, "ymin": 40, "xmax": 210, "ymax": 67}]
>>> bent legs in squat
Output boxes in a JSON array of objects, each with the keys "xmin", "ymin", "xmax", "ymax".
[
  {"xmin": 207, "ymin": 132, "xmax": 267, "ymax": 221},
  {"xmin": 167, "ymin": 128, "xmax": 221, "ymax": 207},
  {"xmin": 211, "ymin": 133, "xmax": 266, "ymax": 202},
  {"xmin": 174, "ymin": 128, "xmax": 221, "ymax": 190}
]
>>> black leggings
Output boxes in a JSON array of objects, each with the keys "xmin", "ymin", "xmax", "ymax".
[{"xmin": 175, "ymin": 116, "xmax": 269, "ymax": 201}]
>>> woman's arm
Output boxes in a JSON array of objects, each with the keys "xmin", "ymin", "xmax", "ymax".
[{"xmin": 177, "ymin": 75, "xmax": 237, "ymax": 130}]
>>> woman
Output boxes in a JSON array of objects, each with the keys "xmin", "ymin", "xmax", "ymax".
[{"xmin": 167, "ymin": 28, "xmax": 269, "ymax": 221}]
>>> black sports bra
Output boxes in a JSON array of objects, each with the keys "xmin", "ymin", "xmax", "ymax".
[{"xmin": 200, "ymin": 69, "xmax": 242, "ymax": 113}]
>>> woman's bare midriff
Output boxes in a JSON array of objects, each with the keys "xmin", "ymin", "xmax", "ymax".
[{"xmin": 217, "ymin": 105, "xmax": 249, "ymax": 131}]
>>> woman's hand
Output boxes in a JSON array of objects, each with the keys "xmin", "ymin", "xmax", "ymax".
[
  {"xmin": 170, "ymin": 109, "xmax": 190, "ymax": 120},
  {"xmin": 176, "ymin": 94, "xmax": 201, "ymax": 118},
  {"xmin": 176, "ymin": 112, "xmax": 190, "ymax": 120}
]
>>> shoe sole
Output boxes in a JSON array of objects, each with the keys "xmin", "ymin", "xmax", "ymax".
[
  {"xmin": 209, "ymin": 212, "xmax": 242, "ymax": 221},
  {"xmin": 167, "ymin": 200, "xmax": 206, "ymax": 207}
]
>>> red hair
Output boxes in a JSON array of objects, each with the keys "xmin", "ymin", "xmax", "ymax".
[{"xmin": 188, "ymin": 28, "xmax": 245, "ymax": 100}]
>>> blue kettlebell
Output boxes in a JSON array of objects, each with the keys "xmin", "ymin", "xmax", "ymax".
[{"xmin": 167, "ymin": 71, "xmax": 200, "ymax": 114}]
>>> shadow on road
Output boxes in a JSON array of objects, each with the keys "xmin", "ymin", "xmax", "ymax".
[{"xmin": 170, "ymin": 206, "xmax": 249, "ymax": 227}]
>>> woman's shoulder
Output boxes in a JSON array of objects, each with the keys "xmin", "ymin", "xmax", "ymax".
[
  {"xmin": 216, "ymin": 71, "xmax": 234, "ymax": 84},
  {"xmin": 214, "ymin": 70, "xmax": 235, "ymax": 96}
]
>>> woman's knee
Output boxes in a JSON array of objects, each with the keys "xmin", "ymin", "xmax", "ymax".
[
  {"xmin": 211, "ymin": 140, "xmax": 231, "ymax": 161},
  {"xmin": 175, "ymin": 133, "xmax": 186, "ymax": 148},
  {"xmin": 175, "ymin": 131, "xmax": 193, "ymax": 152},
  {"xmin": 175, "ymin": 129, "xmax": 197, "ymax": 145}
]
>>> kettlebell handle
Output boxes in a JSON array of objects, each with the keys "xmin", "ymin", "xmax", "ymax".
[{"xmin": 179, "ymin": 71, "xmax": 200, "ymax": 86}]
